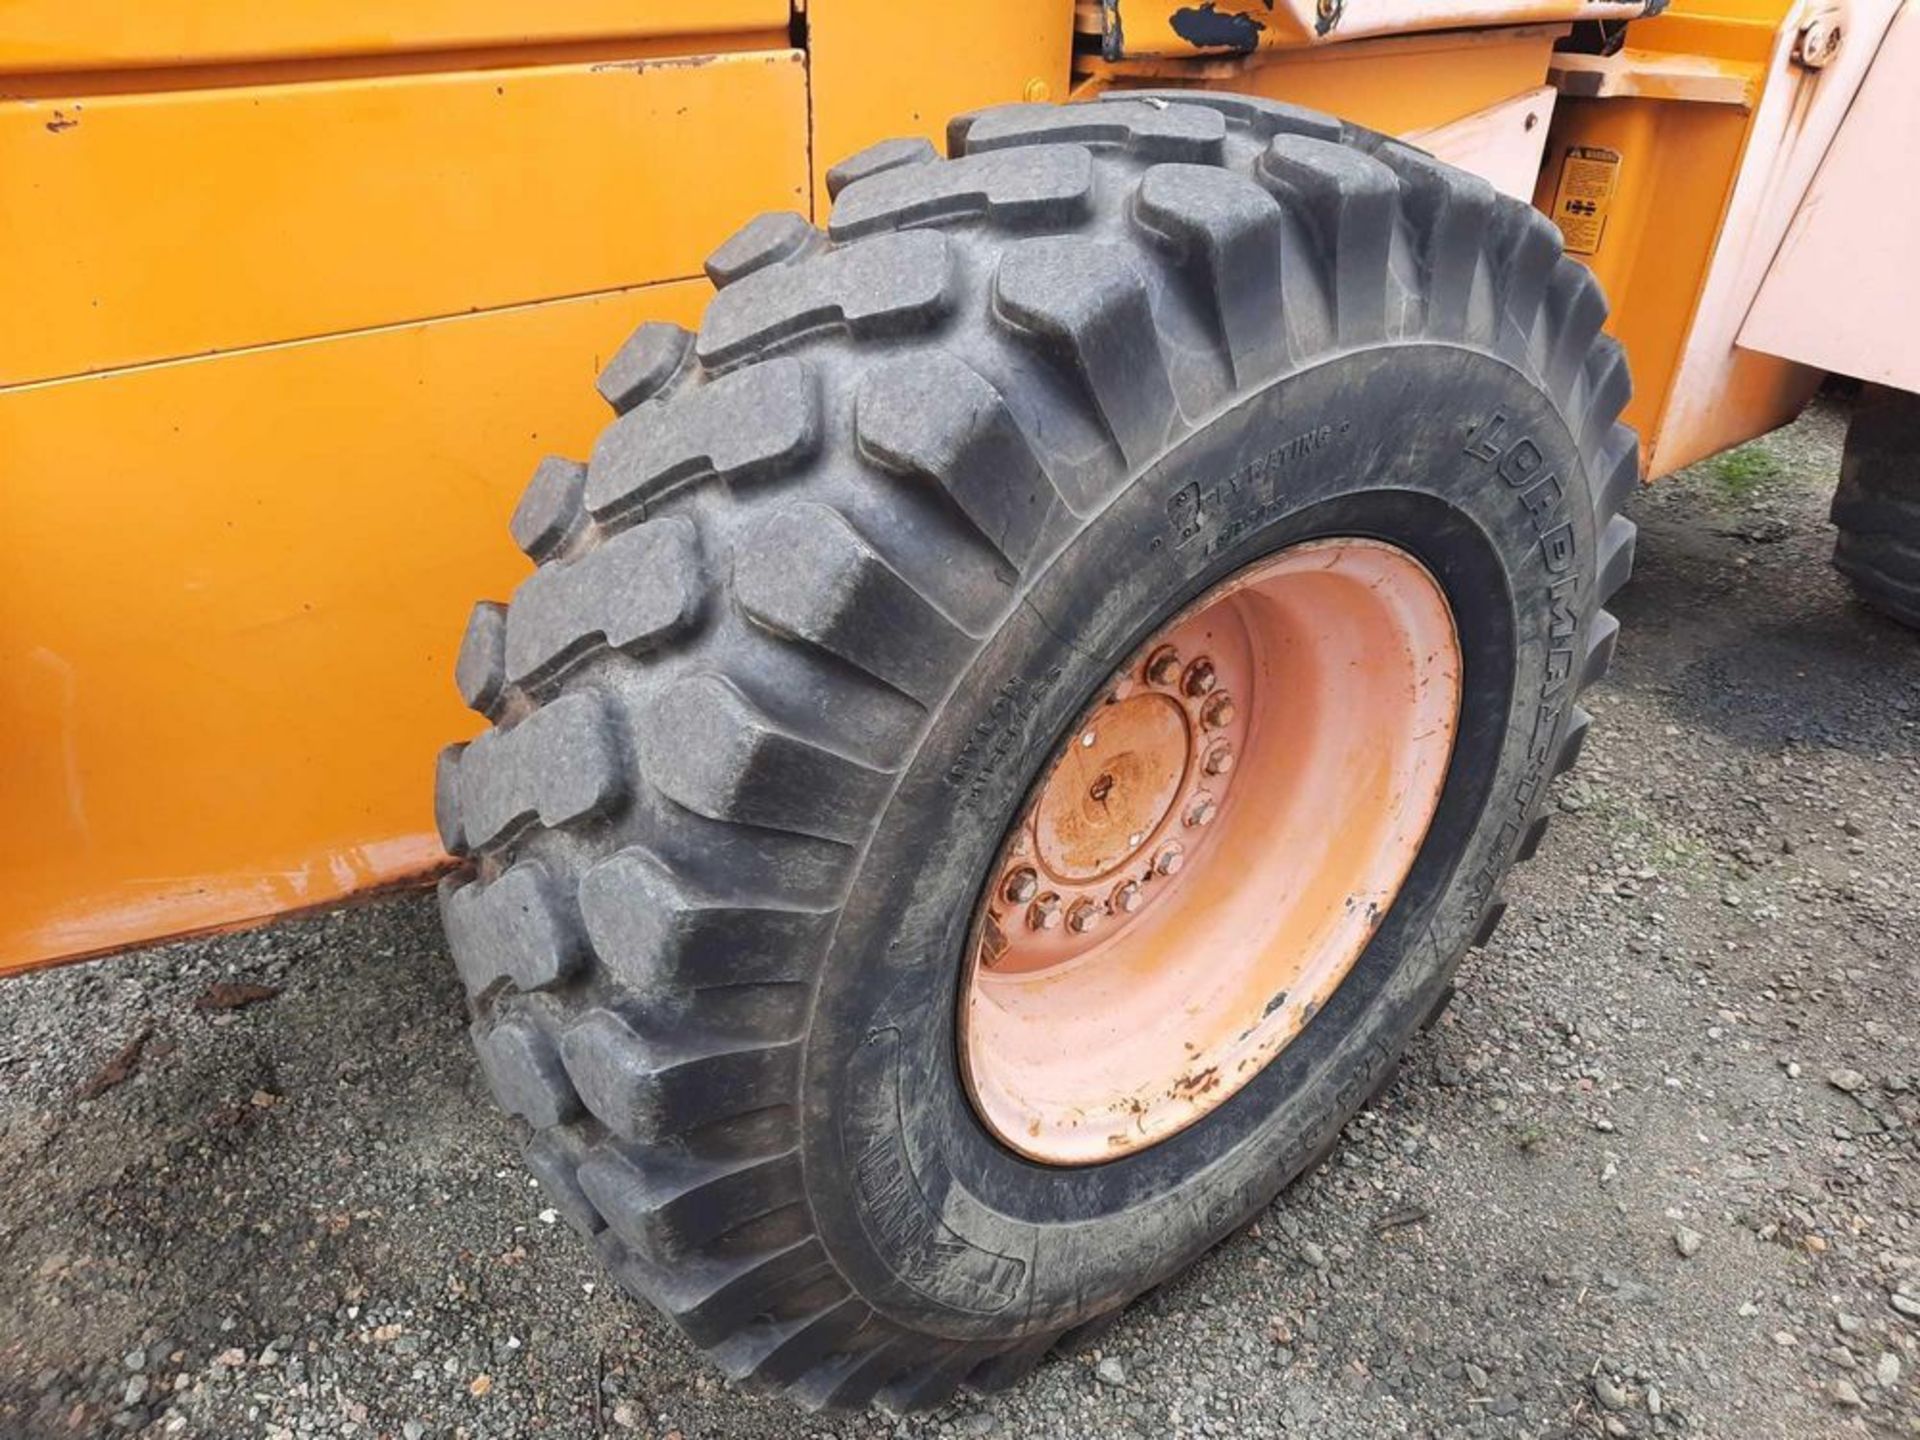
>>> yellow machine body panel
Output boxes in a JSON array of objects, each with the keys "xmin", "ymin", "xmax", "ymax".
[{"xmin": 0, "ymin": 0, "xmax": 1879, "ymax": 973}]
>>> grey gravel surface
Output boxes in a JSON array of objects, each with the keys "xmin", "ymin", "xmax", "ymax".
[{"xmin": 3, "ymin": 395, "xmax": 1918, "ymax": 1439}]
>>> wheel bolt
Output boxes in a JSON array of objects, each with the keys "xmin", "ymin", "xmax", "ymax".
[
  {"xmin": 1202, "ymin": 694, "xmax": 1235, "ymax": 730},
  {"xmin": 1185, "ymin": 793, "xmax": 1218, "ymax": 828},
  {"xmin": 1110, "ymin": 880, "xmax": 1143, "ymax": 914},
  {"xmin": 1153, "ymin": 843, "xmax": 1185, "ymax": 876},
  {"xmin": 1002, "ymin": 866, "xmax": 1039, "ymax": 904},
  {"xmin": 1067, "ymin": 899, "xmax": 1102, "ymax": 934},
  {"xmin": 1028, "ymin": 893, "xmax": 1063, "ymax": 930},
  {"xmin": 1182, "ymin": 658, "xmax": 1217, "ymax": 697},
  {"xmin": 1204, "ymin": 743, "xmax": 1234, "ymax": 776},
  {"xmin": 1146, "ymin": 646, "xmax": 1183, "ymax": 687}
]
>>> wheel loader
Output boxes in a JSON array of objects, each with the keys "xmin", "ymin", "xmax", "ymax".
[{"xmin": 5, "ymin": 0, "xmax": 1916, "ymax": 1412}]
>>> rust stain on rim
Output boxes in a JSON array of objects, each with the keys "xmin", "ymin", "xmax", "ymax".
[{"xmin": 958, "ymin": 537, "xmax": 1464, "ymax": 1165}]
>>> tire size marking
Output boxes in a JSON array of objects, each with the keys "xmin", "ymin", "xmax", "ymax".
[
  {"xmin": 944, "ymin": 665, "xmax": 1064, "ymax": 804},
  {"xmin": 1459, "ymin": 409, "xmax": 1582, "ymax": 919},
  {"xmin": 847, "ymin": 1027, "xmax": 1027, "ymax": 1315},
  {"xmin": 1157, "ymin": 420, "xmax": 1353, "ymax": 557}
]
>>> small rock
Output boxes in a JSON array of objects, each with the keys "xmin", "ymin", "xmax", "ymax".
[
  {"xmin": 1675, "ymin": 1226, "xmax": 1704, "ymax": 1259},
  {"xmin": 1299, "ymin": 1241, "xmax": 1328, "ymax": 1270},
  {"xmin": 1829, "ymin": 1069, "xmax": 1868, "ymax": 1094},
  {"xmin": 121, "ymin": 1376, "xmax": 147, "ymax": 1407},
  {"xmin": 1094, "ymin": 1356, "xmax": 1127, "ymax": 1387},
  {"xmin": 956, "ymin": 1412, "xmax": 997, "ymax": 1437},
  {"xmin": 1891, "ymin": 1292, "xmax": 1920, "ymax": 1320},
  {"xmin": 1594, "ymin": 1373, "xmax": 1631, "ymax": 1411},
  {"xmin": 1878, "ymin": 1354, "xmax": 1901, "ymax": 1388},
  {"xmin": 1647, "ymin": 1384, "xmax": 1664, "ymax": 1416},
  {"xmin": 403, "ymin": 1424, "xmax": 425, "ymax": 1440},
  {"xmin": 1832, "ymin": 1378, "xmax": 1865, "ymax": 1409},
  {"xmin": 123, "ymin": 1350, "xmax": 145, "ymax": 1373},
  {"xmin": 1774, "ymin": 1331, "xmax": 1799, "ymax": 1348},
  {"xmin": 1838, "ymin": 1313, "xmax": 1866, "ymax": 1335}
]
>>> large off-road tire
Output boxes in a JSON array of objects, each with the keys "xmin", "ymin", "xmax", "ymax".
[
  {"xmin": 434, "ymin": 93, "xmax": 1637, "ymax": 1412},
  {"xmin": 1832, "ymin": 386, "xmax": 1920, "ymax": 628}
]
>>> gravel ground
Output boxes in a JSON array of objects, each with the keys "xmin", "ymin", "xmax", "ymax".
[{"xmin": 3, "ymin": 394, "xmax": 1917, "ymax": 1440}]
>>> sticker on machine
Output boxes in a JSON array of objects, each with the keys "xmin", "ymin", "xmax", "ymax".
[{"xmin": 1549, "ymin": 146, "xmax": 1621, "ymax": 257}]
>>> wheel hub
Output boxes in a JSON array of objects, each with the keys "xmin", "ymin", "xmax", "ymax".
[{"xmin": 959, "ymin": 538, "xmax": 1463, "ymax": 1166}]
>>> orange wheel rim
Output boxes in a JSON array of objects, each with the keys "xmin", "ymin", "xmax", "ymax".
[{"xmin": 958, "ymin": 538, "xmax": 1463, "ymax": 1165}]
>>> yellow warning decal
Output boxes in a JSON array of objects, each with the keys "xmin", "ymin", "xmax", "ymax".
[{"xmin": 1550, "ymin": 146, "xmax": 1621, "ymax": 257}]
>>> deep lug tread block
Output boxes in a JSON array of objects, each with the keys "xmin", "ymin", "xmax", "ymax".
[
  {"xmin": 1555, "ymin": 705, "xmax": 1593, "ymax": 776},
  {"xmin": 1488, "ymin": 204, "xmax": 1563, "ymax": 360},
  {"xmin": 1543, "ymin": 264, "xmax": 1610, "ymax": 407},
  {"xmin": 1132, "ymin": 163, "xmax": 1287, "ymax": 386},
  {"xmin": 1597, "ymin": 514, "xmax": 1637, "ymax": 606},
  {"xmin": 963, "ymin": 1334, "xmax": 1056, "ymax": 1396},
  {"xmin": 1583, "ymin": 608, "xmax": 1620, "ymax": 689},
  {"xmin": 826, "ymin": 136, "xmax": 936, "ymax": 200},
  {"xmin": 454, "ymin": 601, "xmax": 508, "ymax": 716},
  {"xmin": 788, "ymin": 1335, "xmax": 922, "ymax": 1412},
  {"xmin": 1257, "ymin": 135, "xmax": 1396, "ymax": 345},
  {"xmin": 587, "ymin": 357, "xmax": 821, "ymax": 525},
  {"xmin": 453, "ymin": 692, "xmax": 626, "ymax": 851},
  {"xmin": 712, "ymin": 1299, "xmax": 872, "ymax": 1388},
  {"xmin": 597, "ymin": 322, "xmax": 695, "ymax": 416},
  {"xmin": 524, "ymin": 1128, "xmax": 607, "ymax": 1237},
  {"xmin": 1580, "ymin": 335, "xmax": 1633, "ymax": 457},
  {"xmin": 559, "ymin": 1007, "xmax": 800, "ymax": 1143},
  {"xmin": 510, "ymin": 456, "xmax": 588, "ymax": 562},
  {"xmin": 1374, "ymin": 141, "xmax": 1495, "ymax": 340},
  {"xmin": 1593, "ymin": 423, "xmax": 1640, "ymax": 529},
  {"xmin": 856, "ymin": 351, "xmax": 1059, "ymax": 566},
  {"xmin": 698, "ymin": 230, "xmax": 955, "ymax": 372},
  {"xmin": 1471, "ymin": 898, "xmax": 1508, "ymax": 950},
  {"xmin": 579, "ymin": 1145, "xmax": 804, "ymax": 1262},
  {"xmin": 1515, "ymin": 812, "xmax": 1551, "ymax": 862},
  {"xmin": 706, "ymin": 211, "xmax": 819, "ymax": 289},
  {"xmin": 637, "ymin": 673, "xmax": 889, "ymax": 844},
  {"xmin": 607, "ymin": 1235, "xmax": 835, "ymax": 1348},
  {"xmin": 734, "ymin": 501, "xmax": 971, "ymax": 703},
  {"xmin": 503, "ymin": 515, "xmax": 701, "ymax": 688},
  {"xmin": 828, "ymin": 144, "xmax": 1095, "ymax": 242},
  {"xmin": 442, "ymin": 860, "xmax": 586, "ymax": 995},
  {"xmin": 875, "ymin": 1343, "xmax": 995, "ymax": 1415},
  {"xmin": 1101, "ymin": 90, "xmax": 1341, "ymax": 144},
  {"xmin": 475, "ymin": 1014, "xmax": 582, "ymax": 1129},
  {"xmin": 958, "ymin": 100, "xmax": 1227, "ymax": 163},
  {"xmin": 578, "ymin": 847, "xmax": 824, "ymax": 997},
  {"xmin": 993, "ymin": 235, "xmax": 1178, "ymax": 470},
  {"xmin": 434, "ymin": 744, "xmax": 468, "ymax": 855}
]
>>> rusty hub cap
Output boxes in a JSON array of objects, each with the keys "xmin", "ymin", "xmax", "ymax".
[{"xmin": 959, "ymin": 539, "xmax": 1463, "ymax": 1165}]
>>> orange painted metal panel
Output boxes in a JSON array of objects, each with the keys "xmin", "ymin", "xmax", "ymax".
[
  {"xmin": 1087, "ymin": 25, "xmax": 1565, "ymax": 140},
  {"xmin": 0, "ymin": 279, "xmax": 711, "ymax": 975},
  {"xmin": 0, "ymin": 49, "xmax": 807, "ymax": 384},
  {"xmin": 0, "ymin": 1, "xmax": 786, "ymax": 73}
]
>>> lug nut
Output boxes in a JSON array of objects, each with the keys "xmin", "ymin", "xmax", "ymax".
[
  {"xmin": 1185, "ymin": 793, "xmax": 1218, "ymax": 828},
  {"xmin": 1002, "ymin": 866, "xmax": 1039, "ymax": 904},
  {"xmin": 1153, "ymin": 843, "xmax": 1185, "ymax": 877},
  {"xmin": 1067, "ymin": 899, "xmax": 1103, "ymax": 934},
  {"xmin": 1204, "ymin": 743, "xmax": 1234, "ymax": 776},
  {"xmin": 1028, "ymin": 893, "xmax": 1063, "ymax": 930},
  {"xmin": 1146, "ymin": 646, "xmax": 1183, "ymax": 687},
  {"xmin": 1110, "ymin": 879, "xmax": 1143, "ymax": 914},
  {"xmin": 1182, "ymin": 658, "xmax": 1217, "ymax": 697},
  {"xmin": 1202, "ymin": 694, "xmax": 1236, "ymax": 730}
]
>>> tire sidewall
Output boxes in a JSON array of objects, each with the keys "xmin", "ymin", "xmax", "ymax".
[{"xmin": 801, "ymin": 344, "xmax": 1598, "ymax": 1340}]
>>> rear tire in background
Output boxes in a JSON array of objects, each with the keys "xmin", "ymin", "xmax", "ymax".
[
  {"xmin": 1832, "ymin": 385, "xmax": 1920, "ymax": 628},
  {"xmin": 433, "ymin": 94, "xmax": 1638, "ymax": 1411}
]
